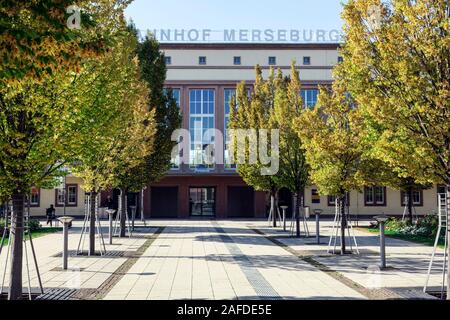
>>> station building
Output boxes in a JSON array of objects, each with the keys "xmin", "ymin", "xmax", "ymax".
[{"xmin": 27, "ymin": 43, "xmax": 445, "ymax": 219}]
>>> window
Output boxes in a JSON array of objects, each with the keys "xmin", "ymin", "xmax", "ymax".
[
  {"xmin": 301, "ymin": 89, "xmax": 319, "ymax": 108},
  {"xmin": 437, "ymin": 185, "xmax": 447, "ymax": 194},
  {"xmin": 26, "ymin": 187, "xmax": 40, "ymax": 207},
  {"xmin": 164, "ymin": 88, "xmax": 181, "ymax": 107},
  {"xmin": 165, "ymin": 56, "xmax": 172, "ymax": 65},
  {"xmin": 170, "ymin": 88, "xmax": 181, "ymax": 107},
  {"xmin": 67, "ymin": 185, "xmax": 77, "ymax": 205},
  {"xmin": 189, "ymin": 89, "xmax": 215, "ymax": 169},
  {"xmin": 401, "ymin": 190, "xmax": 423, "ymax": 207},
  {"xmin": 311, "ymin": 189, "xmax": 320, "ymax": 204},
  {"xmin": 55, "ymin": 184, "xmax": 78, "ymax": 207},
  {"xmin": 224, "ymin": 89, "xmax": 237, "ymax": 169},
  {"xmin": 233, "ymin": 56, "xmax": 241, "ymax": 65},
  {"xmin": 268, "ymin": 56, "xmax": 276, "ymax": 65},
  {"xmin": 365, "ymin": 186, "xmax": 386, "ymax": 206},
  {"xmin": 56, "ymin": 187, "xmax": 65, "ymax": 206},
  {"xmin": 164, "ymin": 88, "xmax": 181, "ymax": 169},
  {"xmin": 303, "ymin": 56, "xmax": 311, "ymax": 65},
  {"xmin": 338, "ymin": 56, "xmax": 344, "ymax": 63},
  {"xmin": 199, "ymin": 56, "xmax": 207, "ymax": 65},
  {"xmin": 328, "ymin": 193, "xmax": 350, "ymax": 206}
]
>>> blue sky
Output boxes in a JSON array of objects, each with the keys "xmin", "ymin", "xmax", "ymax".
[{"xmin": 125, "ymin": 0, "xmax": 345, "ymax": 34}]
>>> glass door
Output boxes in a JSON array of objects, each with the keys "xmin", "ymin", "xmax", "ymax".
[{"xmin": 189, "ymin": 187, "xmax": 216, "ymax": 217}]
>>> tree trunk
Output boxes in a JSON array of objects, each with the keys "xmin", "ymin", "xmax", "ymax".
[
  {"xmin": 8, "ymin": 192, "xmax": 25, "ymax": 300},
  {"xmin": 294, "ymin": 191, "xmax": 303, "ymax": 238},
  {"xmin": 407, "ymin": 187, "xmax": 413, "ymax": 224},
  {"xmin": 120, "ymin": 189, "xmax": 127, "ymax": 237},
  {"xmin": 339, "ymin": 195, "xmax": 347, "ymax": 255},
  {"xmin": 270, "ymin": 191, "xmax": 277, "ymax": 228},
  {"xmin": 88, "ymin": 191, "xmax": 97, "ymax": 256},
  {"xmin": 446, "ymin": 184, "xmax": 450, "ymax": 300}
]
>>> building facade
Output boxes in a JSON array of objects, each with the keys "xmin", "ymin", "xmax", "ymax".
[{"xmin": 26, "ymin": 43, "xmax": 444, "ymax": 219}]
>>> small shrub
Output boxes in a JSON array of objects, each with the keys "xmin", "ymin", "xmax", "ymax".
[
  {"xmin": 383, "ymin": 215, "xmax": 439, "ymax": 238},
  {"xmin": 27, "ymin": 219, "xmax": 41, "ymax": 232}
]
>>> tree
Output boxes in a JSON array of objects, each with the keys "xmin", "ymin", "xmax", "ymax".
[
  {"xmin": 0, "ymin": 0, "xmax": 128, "ymax": 87},
  {"xmin": 136, "ymin": 32, "xmax": 182, "ymax": 185},
  {"xmin": 70, "ymin": 28, "xmax": 154, "ymax": 245},
  {"xmin": 0, "ymin": 1, "xmax": 136, "ymax": 299},
  {"xmin": 295, "ymin": 82, "xmax": 375, "ymax": 254},
  {"xmin": 229, "ymin": 66, "xmax": 280, "ymax": 227},
  {"xmin": 336, "ymin": 0, "xmax": 449, "ymax": 293},
  {"xmin": 109, "ymin": 31, "xmax": 181, "ymax": 235},
  {"xmin": 270, "ymin": 63, "xmax": 309, "ymax": 237}
]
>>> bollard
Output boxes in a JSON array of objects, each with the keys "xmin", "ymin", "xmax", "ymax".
[
  {"xmin": 314, "ymin": 209, "xmax": 323, "ymax": 244},
  {"xmin": 58, "ymin": 216, "xmax": 74, "ymax": 270},
  {"xmin": 280, "ymin": 206, "xmax": 288, "ymax": 231},
  {"xmin": 375, "ymin": 215, "xmax": 389, "ymax": 269},
  {"xmin": 106, "ymin": 209, "xmax": 116, "ymax": 245},
  {"xmin": 130, "ymin": 206, "xmax": 136, "ymax": 231}
]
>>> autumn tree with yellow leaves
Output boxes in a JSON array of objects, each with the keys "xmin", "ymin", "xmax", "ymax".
[
  {"xmin": 295, "ymin": 81, "xmax": 385, "ymax": 254},
  {"xmin": 335, "ymin": 0, "xmax": 449, "ymax": 291}
]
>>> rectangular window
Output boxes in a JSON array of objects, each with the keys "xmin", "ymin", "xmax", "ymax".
[
  {"xmin": 328, "ymin": 193, "xmax": 350, "ymax": 206},
  {"xmin": 303, "ymin": 56, "xmax": 311, "ymax": 65},
  {"xmin": 165, "ymin": 56, "xmax": 172, "ymax": 65},
  {"xmin": 55, "ymin": 184, "xmax": 78, "ymax": 207},
  {"xmin": 164, "ymin": 88, "xmax": 181, "ymax": 107},
  {"xmin": 26, "ymin": 187, "xmax": 40, "ymax": 207},
  {"xmin": 171, "ymin": 88, "xmax": 181, "ymax": 107},
  {"xmin": 189, "ymin": 89, "xmax": 215, "ymax": 170},
  {"xmin": 164, "ymin": 88, "xmax": 181, "ymax": 169},
  {"xmin": 224, "ymin": 89, "xmax": 237, "ymax": 169},
  {"xmin": 67, "ymin": 185, "xmax": 77, "ymax": 205},
  {"xmin": 233, "ymin": 56, "xmax": 241, "ymax": 65},
  {"xmin": 365, "ymin": 186, "xmax": 386, "ymax": 206},
  {"xmin": 301, "ymin": 89, "xmax": 319, "ymax": 108},
  {"xmin": 311, "ymin": 189, "xmax": 320, "ymax": 204},
  {"xmin": 199, "ymin": 56, "xmax": 207, "ymax": 65},
  {"xmin": 268, "ymin": 56, "xmax": 276, "ymax": 65},
  {"xmin": 328, "ymin": 195, "xmax": 336, "ymax": 206},
  {"xmin": 401, "ymin": 190, "xmax": 423, "ymax": 206},
  {"xmin": 56, "ymin": 188, "xmax": 65, "ymax": 206},
  {"xmin": 437, "ymin": 185, "xmax": 447, "ymax": 194}
]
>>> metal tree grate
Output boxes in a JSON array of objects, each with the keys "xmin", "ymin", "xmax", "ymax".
[
  {"xmin": 52, "ymin": 250, "xmax": 130, "ymax": 258},
  {"xmin": 36, "ymin": 288, "xmax": 78, "ymax": 300}
]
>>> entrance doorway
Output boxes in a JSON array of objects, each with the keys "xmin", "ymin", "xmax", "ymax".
[{"xmin": 189, "ymin": 187, "xmax": 216, "ymax": 217}]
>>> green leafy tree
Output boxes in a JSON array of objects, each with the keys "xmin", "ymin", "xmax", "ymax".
[
  {"xmin": 70, "ymin": 28, "xmax": 154, "ymax": 245},
  {"xmin": 229, "ymin": 66, "xmax": 280, "ymax": 227},
  {"xmin": 270, "ymin": 63, "xmax": 309, "ymax": 237},
  {"xmin": 136, "ymin": 32, "xmax": 182, "ymax": 185},
  {"xmin": 295, "ymin": 82, "xmax": 376, "ymax": 254},
  {"xmin": 336, "ymin": 0, "xmax": 449, "ymax": 290},
  {"xmin": 0, "ymin": 0, "xmax": 131, "ymax": 300}
]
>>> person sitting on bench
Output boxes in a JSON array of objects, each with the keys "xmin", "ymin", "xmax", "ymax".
[{"xmin": 46, "ymin": 204, "xmax": 56, "ymax": 227}]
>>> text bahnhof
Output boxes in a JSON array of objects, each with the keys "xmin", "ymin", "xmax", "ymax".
[{"xmin": 148, "ymin": 29, "xmax": 344, "ymax": 43}]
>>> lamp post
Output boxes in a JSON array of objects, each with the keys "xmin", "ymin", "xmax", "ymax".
[
  {"xmin": 58, "ymin": 216, "xmax": 74, "ymax": 270},
  {"xmin": 106, "ymin": 209, "xmax": 116, "ymax": 245},
  {"xmin": 374, "ymin": 215, "xmax": 389, "ymax": 269}
]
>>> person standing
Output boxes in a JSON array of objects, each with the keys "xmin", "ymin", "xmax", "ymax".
[{"xmin": 46, "ymin": 204, "xmax": 56, "ymax": 227}]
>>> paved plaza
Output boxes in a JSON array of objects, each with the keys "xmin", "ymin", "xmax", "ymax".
[{"xmin": 0, "ymin": 219, "xmax": 445, "ymax": 300}]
